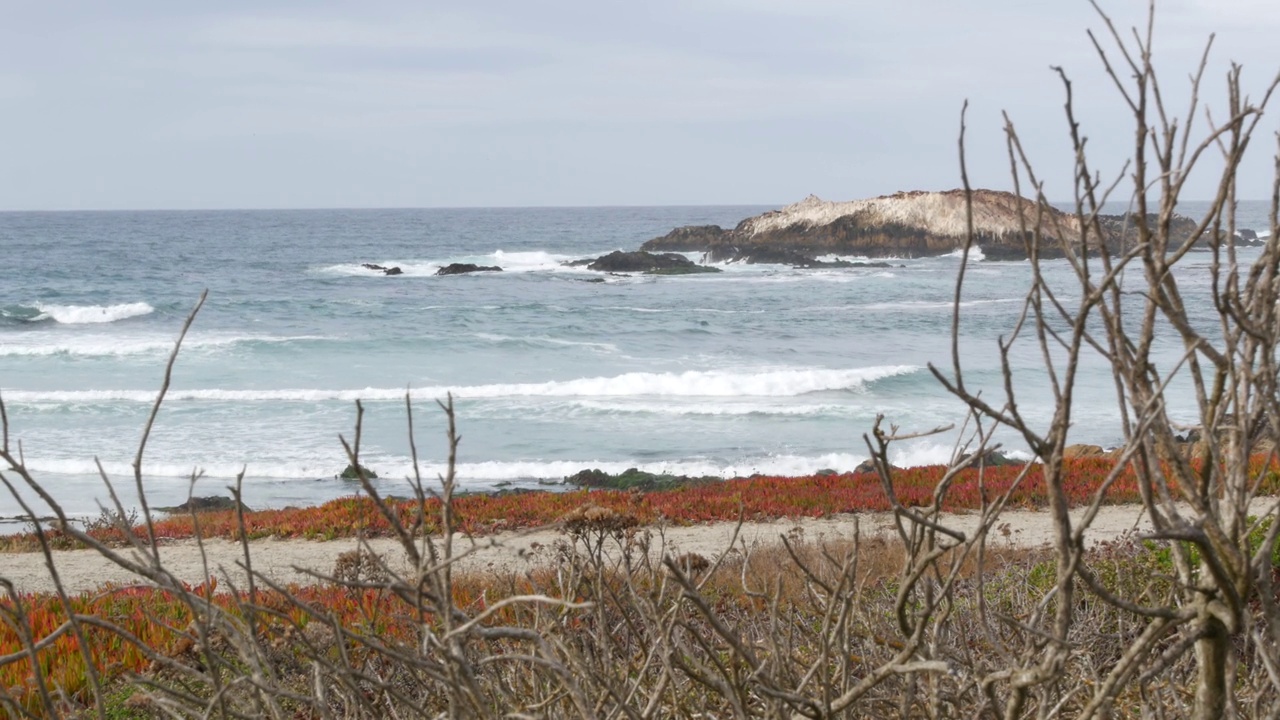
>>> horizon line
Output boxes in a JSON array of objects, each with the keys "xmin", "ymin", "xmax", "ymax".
[
  {"xmin": 0, "ymin": 202, "xmax": 781, "ymax": 214},
  {"xmin": 0, "ymin": 198, "xmax": 1256, "ymax": 214}
]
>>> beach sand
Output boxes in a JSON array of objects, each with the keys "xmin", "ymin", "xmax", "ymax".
[{"xmin": 0, "ymin": 503, "xmax": 1186, "ymax": 595}]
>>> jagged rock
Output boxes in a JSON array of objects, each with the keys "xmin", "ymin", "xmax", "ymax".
[
  {"xmin": 853, "ymin": 459, "xmax": 880, "ymax": 475},
  {"xmin": 435, "ymin": 263, "xmax": 503, "ymax": 276},
  {"xmin": 362, "ymin": 263, "xmax": 403, "ymax": 275},
  {"xmin": 585, "ymin": 250, "xmax": 720, "ymax": 275},
  {"xmin": 158, "ymin": 496, "xmax": 251, "ymax": 514},
  {"xmin": 1063, "ymin": 444, "xmax": 1106, "ymax": 460},
  {"xmin": 1095, "ymin": 213, "xmax": 1205, "ymax": 253},
  {"xmin": 564, "ymin": 467, "xmax": 717, "ymax": 491},
  {"xmin": 339, "ymin": 463, "xmax": 378, "ymax": 480},
  {"xmin": 958, "ymin": 450, "xmax": 1020, "ymax": 467},
  {"xmin": 437, "ymin": 263, "xmax": 501, "ymax": 274},
  {"xmin": 640, "ymin": 190, "xmax": 1213, "ymax": 262},
  {"xmin": 642, "ymin": 225, "xmax": 732, "ymax": 251},
  {"xmin": 1238, "ymin": 228, "xmax": 1259, "ymax": 243},
  {"xmin": 565, "ymin": 468, "xmax": 612, "ymax": 486}
]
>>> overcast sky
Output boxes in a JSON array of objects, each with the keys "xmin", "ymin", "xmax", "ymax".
[{"xmin": 2, "ymin": 1, "xmax": 1279, "ymax": 210}]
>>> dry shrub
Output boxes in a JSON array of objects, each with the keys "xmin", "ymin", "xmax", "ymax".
[
  {"xmin": 669, "ymin": 551, "xmax": 711, "ymax": 576},
  {"xmin": 330, "ymin": 547, "xmax": 388, "ymax": 585},
  {"xmin": 6, "ymin": 8, "xmax": 1280, "ymax": 712},
  {"xmin": 560, "ymin": 502, "xmax": 639, "ymax": 536}
]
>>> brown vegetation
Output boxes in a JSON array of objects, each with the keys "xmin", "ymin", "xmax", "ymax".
[{"xmin": 3, "ymin": 4, "xmax": 1280, "ymax": 718}]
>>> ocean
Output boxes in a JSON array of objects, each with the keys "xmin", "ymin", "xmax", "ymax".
[{"xmin": 0, "ymin": 202, "xmax": 1272, "ymax": 523}]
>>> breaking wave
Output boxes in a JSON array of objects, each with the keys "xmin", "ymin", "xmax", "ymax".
[
  {"xmin": 3, "ymin": 366, "xmax": 919, "ymax": 404},
  {"xmin": 25, "ymin": 446, "xmax": 971, "ymax": 483},
  {"xmin": 0, "ymin": 334, "xmax": 330, "ymax": 358},
  {"xmin": 2, "ymin": 302, "xmax": 155, "ymax": 325},
  {"xmin": 316, "ymin": 250, "xmax": 583, "ymax": 277}
]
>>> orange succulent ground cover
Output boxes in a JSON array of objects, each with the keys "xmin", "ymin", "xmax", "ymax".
[
  {"xmin": 3, "ymin": 456, "xmax": 1279, "ymax": 551},
  {"xmin": 0, "ymin": 579, "xmax": 513, "ymax": 714},
  {"xmin": 2, "ymin": 457, "xmax": 1279, "ymax": 712}
]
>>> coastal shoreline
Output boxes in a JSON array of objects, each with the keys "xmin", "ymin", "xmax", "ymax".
[{"xmin": 0, "ymin": 501, "xmax": 1211, "ymax": 595}]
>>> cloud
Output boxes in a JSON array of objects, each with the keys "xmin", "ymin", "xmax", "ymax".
[{"xmin": 0, "ymin": 1, "xmax": 1277, "ymax": 209}]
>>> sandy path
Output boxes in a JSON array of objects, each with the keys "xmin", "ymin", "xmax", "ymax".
[{"xmin": 0, "ymin": 504, "xmax": 1179, "ymax": 595}]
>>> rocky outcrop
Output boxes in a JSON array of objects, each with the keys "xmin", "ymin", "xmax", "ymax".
[
  {"xmin": 650, "ymin": 225, "xmax": 732, "ymax": 248},
  {"xmin": 339, "ymin": 463, "xmax": 378, "ymax": 480},
  {"xmin": 435, "ymin": 263, "xmax": 503, "ymax": 276},
  {"xmin": 1062, "ymin": 444, "xmax": 1106, "ymax": 460},
  {"xmin": 583, "ymin": 250, "xmax": 721, "ymax": 275},
  {"xmin": 641, "ymin": 190, "xmax": 1090, "ymax": 261},
  {"xmin": 958, "ymin": 449, "xmax": 1022, "ymax": 467},
  {"xmin": 640, "ymin": 190, "xmax": 1232, "ymax": 261},
  {"xmin": 362, "ymin": 263, "xmax": 403, "ymax": 276},
  {"xmin": 157, "ymin": 496, "xmax": 252, "ymax": 514},
  {"xmin": 564, "ymin": 467, "xmax": 718, "ymax": 491},
  {"xmin": 1096, "ymin": 214, "xmax": 1265, "ymax": 250}
]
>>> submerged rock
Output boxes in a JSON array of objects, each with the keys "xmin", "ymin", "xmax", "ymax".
[
  {"xmin": 361, "ymin": 263, "xmax": 403, "ymax": 276},
  {"xmin": 1062, "ymin": 444, "xmax": 1106, "ymax": 460},
  {"xmin": 435, "ymin": 263, "xmax": 503, "ymax": 276},
  {"xmin": 157, "ymin": 496, "xmax": 251, "ymax": 514},
  {"xmin": 339, "ymin": 463, "xmax": 378, "ymax": 480},
  {"xmin": 958, "ymin": 450, "xmax": 1021, "ymax": 467},
  {"xmin": 564, "ymin": 467, "xmax": 718, "ymax": 491},
  {"xmin": 584, "ymin": 250, "xmax": 720, "ymax": 275}
]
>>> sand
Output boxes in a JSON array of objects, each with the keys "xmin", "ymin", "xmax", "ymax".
[{"xmin": 0, "ymin": 502, "xmax": 1197, "ymax": 595}]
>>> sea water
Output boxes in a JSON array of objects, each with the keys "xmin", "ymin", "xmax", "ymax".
[{"xmin": 0, "ymin": 202, "xmax": 1272, "ymax": 522}]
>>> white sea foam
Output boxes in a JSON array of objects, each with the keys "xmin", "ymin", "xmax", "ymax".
[
  {"xmin": 488, "ymin": 250, "xmax": 581, "ymax": 272},
  {"xmin": 840, "ymin": 298, "xmax": 1023, "ymax": 312},
  {"xmin": 18, "ymin": 453, "xmax": 853, "ymax": 483},
  {"xmin": 316, "ymin": 250, "xmax": 582, "ymax": 278},
  {"xmin": 317, "ymin": 262, "xmax": 441, "ymax": 277},
  {"xmin": 886, "ymin": 443, "xmax": 1037, "ymax": 469},
  {"xmin": 24, "ymin": 458, "xmax": 337, "ymax": 480},
  {"xmin": 814, "ymin": 254, "xmax": 877, "ymax": 263},
  {"xmin": 601, "ymin": 306, "xmax": 672, "ymax": 314},
  {"xmin": 569, "ymin": 400, "xmax": 860, "ymax": 417},
  {"xmin": 471, "ymin": 333, "xmax": 619, "ymax": 353},
  {"xmin": 0, "ymin": 333, "xmax": 330, "ymax": 358},
  {"xmin": 946, "ymin": 245, "xmax": 987, "ymax": 261},
  {"xmin": 24, "ymin": 445, "xmax": 987, "ymax": 484},
  {"xmin": 713, "ymin": 271, "xmax": 895, "ymax": 286},
  {"xmin": 30, "ymin": 302, "xmax": 154, "ymax": 324},
  {"xmin": 3, "ymin": 366, "xmax": 918, "ymax": 405}
]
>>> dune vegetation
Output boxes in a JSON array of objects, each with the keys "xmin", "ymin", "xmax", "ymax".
[{"xmin": 6, "ymin": 5, "xmax": 1280, "ymax": 718}]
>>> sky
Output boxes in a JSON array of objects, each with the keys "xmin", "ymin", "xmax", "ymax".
[{"xmin": 2, "ymin": 0, "xmax": 1279, "ymax": 210}]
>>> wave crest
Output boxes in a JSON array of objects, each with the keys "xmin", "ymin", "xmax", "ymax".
[
  {"xmin": 317, "ymin": 250, "xmax": 582, "ymax": 277},
  {"xmin": 24, "ymin": 444, "xmax": 992, "ymax": 483},
  {"xmin": 0, "ymin": 333, "xmax": 329, "ymax": 358},
  {"xmin": 29, "ymin": 302, "xmax": 155, "ymax": 324},
  {"xmin": 3, "ymin": 366, "xmax": 919, "ymax": 404}
]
